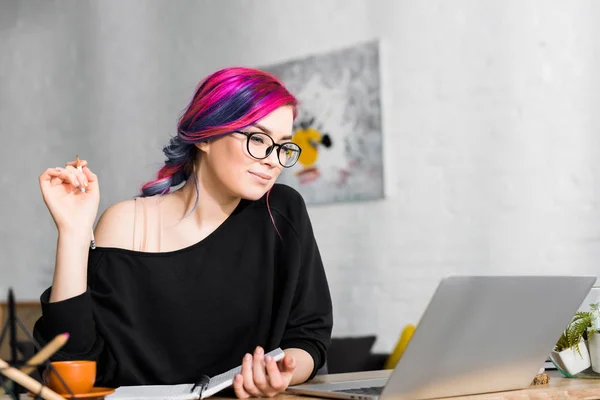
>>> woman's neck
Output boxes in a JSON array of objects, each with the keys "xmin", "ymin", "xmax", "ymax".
[{"xmin": 168, "ymin": 166, "xmax": 241, "ymax": 229}]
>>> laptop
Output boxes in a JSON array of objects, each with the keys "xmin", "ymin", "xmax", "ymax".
[{"xmin": 287, "ymin": 275, "xmax": 596, "ymax": 400}]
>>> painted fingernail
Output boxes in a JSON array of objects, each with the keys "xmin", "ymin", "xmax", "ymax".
[{"xmin": 256, "ymin": 346, "xmax": 264, "ymax": 355}]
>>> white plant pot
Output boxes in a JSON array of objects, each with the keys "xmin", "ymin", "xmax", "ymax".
[
  {"xmin": 588, "ymin": 334, "xmax": 600, "ymax": 373},
  {"xmin": 550, "ymin": 339, "xmax": 591, "ymax": 376}
]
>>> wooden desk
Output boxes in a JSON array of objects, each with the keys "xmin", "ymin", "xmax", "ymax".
[
  {"xmin": 0, "ymin": 370, "xmax": 598, "ymax": 400},
  {"xmin": 228, "ymin": 370, "xmax": 600, "ymax": 400}
]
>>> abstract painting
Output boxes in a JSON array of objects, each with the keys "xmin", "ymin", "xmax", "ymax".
[{"xmin": 261, "ymin": 40, "xmax": 384, "ymax": 204}]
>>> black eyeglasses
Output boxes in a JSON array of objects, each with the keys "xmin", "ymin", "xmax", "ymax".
[{"xmin": 233, "ymin": 131, "xmax": 302, "ymax": 168}]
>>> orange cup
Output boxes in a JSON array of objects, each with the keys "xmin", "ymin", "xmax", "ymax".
[{"xmin": 44, "ymin": 361, "xmax": 96, "ymax": 395}]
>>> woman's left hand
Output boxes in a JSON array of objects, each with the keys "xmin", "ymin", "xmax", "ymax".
[{"xmin": 233, "ymin": 346, "xmax": 296, "ymax": 398}]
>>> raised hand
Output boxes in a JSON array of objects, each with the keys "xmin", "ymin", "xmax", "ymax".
[{"xmin": 39, "ymin": 158, "xmax": 100, "ymax": 234}]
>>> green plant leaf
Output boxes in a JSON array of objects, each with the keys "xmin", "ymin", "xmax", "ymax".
[
  {"xmin": 555, "ymin": 332, "xmax": 569, "ymax": 352},
  {"xmin": 564, "ymin": 311, "xmax": 593, "ymax": 357},
  {"xmin": 556, "ymin": 303, "xmax": 600, "ymax": 355}
]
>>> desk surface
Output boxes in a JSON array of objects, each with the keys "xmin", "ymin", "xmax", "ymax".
[
  {"xmin": 2, "ymin": 370, "xmax": 599, "ymax": 400},
  {"xmin": 217, "ymin": 370, "xmax": 600, "ymax": 400}
]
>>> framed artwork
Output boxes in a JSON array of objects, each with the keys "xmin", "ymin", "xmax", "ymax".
[{"xmin": 262, "ymin": 40, "xmax": 384, "ymax": 204}]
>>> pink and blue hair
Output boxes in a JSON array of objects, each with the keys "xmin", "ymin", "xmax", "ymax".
[{"xmin": 141, "ymin": 67, "xmax": 298, "ymax": 197}]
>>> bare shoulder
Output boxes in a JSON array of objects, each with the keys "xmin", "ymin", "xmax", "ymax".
[{"xmin": 94, "ymin": 199, "xmax": 136, "ymax": 250}]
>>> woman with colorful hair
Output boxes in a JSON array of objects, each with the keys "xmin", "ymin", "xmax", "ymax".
[{"xmin": 34, "ymin": 67, "xmax": 333, "ymax": 398}]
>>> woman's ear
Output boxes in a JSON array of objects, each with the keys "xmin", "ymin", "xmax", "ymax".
[{"xmin": 195, "ymin": 140, "xmax": 210, "ymax": 153}]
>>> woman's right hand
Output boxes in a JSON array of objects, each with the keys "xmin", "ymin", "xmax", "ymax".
[{"xmin": 39, "ymin": 159, "xmax": 100, "ymax": 234}]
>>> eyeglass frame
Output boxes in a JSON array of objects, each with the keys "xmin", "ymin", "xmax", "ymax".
[{"xmin": 232, "ymin": 130, "xmax": 302, "ymax": 168}]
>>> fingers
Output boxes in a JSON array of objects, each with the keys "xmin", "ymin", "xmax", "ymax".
[
  {"xmin": 56, "ymin": 166, "xmax": 85, "ymax": 190},
  {"xmin": 259, "ymin": 347, "xmax": 289, "ymax": 397},
  {"xmin": 66, "ymin": 165, "xmax": 89, "ymax": 190},
  {"xmin": 39, "ymin": 167, "xmax": 59, "ymax": 184},
  {"xmin": 252, "ymin": 347, "xmax": 268, "ymax": 392},
  {"xmin": 39, "ymin": 167, "xmax": 78, "ymax": 190},
  {"xmin": 241, "ymin": 353, "xmax": 261, "ymax": 397},
  {"xmin": 235, "ymin": 348, "xmax": 290, "ymax": 399},
  {"xmin": 81, "ymin": 166, "xmax": 98, "ymax": 185},
  {"xmin": 233, "ymin": 374, "xmax": 250, "ymax": 399},
  {"xmin": 39, "ymin": 168, "xmax": 60, "ymax": 193},
  {"xmin": 65, "ymin": 158, "xmax": 90, "ymax": 189},
  {"xmin": 265, "ymin": 355, "xmax": 285, "ymax": 393},
  {"xmin": 39, "ymin": 162, "xmax": 97, "ymax": 192},
  {"xmin": 278, "ymin": 354, "xmax": 297, "ymax": 374}
]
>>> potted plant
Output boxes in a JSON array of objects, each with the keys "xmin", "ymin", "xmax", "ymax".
[
  {"xmin": 586, "ymin": 303, "xmax": 600, "ymax": 373},
  {"xmin": 551, "ymin": 311, "xmax": 593, "ymax": 376}
]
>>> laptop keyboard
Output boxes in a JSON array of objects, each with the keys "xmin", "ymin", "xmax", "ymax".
[{"xmin": 333, "ymin": 386, "xmax": 384, "ymax": 396}]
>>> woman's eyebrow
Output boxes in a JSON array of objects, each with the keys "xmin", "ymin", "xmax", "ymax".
[{"xmin": 253, "ymin": 123, "xmax": 293, "ymax": 141}]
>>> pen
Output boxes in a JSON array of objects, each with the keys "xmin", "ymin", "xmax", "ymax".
[{"xmin": 76, "ymin": 155, "xmax": 96, "ymax": 249}]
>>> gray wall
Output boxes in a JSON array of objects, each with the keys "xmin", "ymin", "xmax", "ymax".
[{"xmin": 2, "ymin": 0, "xmax": 600, "ymax": 352}]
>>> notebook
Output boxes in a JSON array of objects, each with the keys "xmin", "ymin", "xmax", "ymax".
[{"xmin": 107, "ymin": 348, "xmax": 285, "ymax": 400}]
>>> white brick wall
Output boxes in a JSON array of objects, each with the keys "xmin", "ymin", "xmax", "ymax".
[{"xmin": 315, "ymin": 0, "xmax": 600, "ymax": 352}]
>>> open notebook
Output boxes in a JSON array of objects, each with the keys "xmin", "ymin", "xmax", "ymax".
[{"xmin": 107, "ymin": 348, "xmax": 285, "ymax": 400}]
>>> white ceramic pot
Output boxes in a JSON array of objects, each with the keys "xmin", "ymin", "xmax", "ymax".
[
  {"xmin": 588, "ymin": 334, "xmax": 600, "ymax": 373},
  {"xmin": 550, "ymin": 339, "xmax": 591, "ymax": 376}
]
